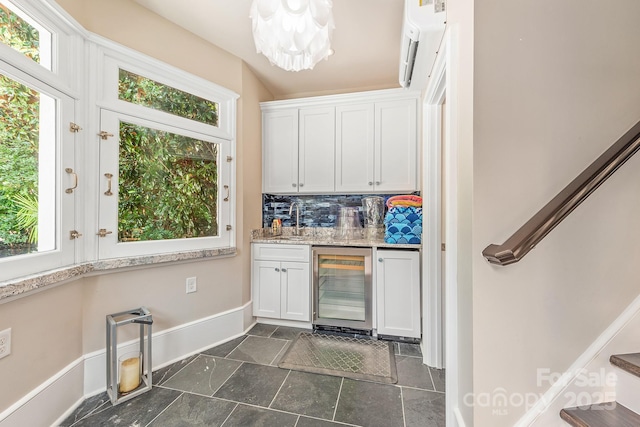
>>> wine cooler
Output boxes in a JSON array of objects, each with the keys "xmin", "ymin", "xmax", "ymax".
[{"xmin": 312, "ymin": 246, "xmax": 372, "ymax": 331}]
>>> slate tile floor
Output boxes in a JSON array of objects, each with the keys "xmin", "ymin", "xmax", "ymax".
[{"xmin": 60, "ymin": 324, "xmax": 445, "ymax": 427}]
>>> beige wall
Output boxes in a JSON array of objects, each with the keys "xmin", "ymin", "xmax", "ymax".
[
  {"xmin": 0, "ymin": 282, "xmax": 83, "ymax": 412},
  {"xmin": 472, "ymin": 0, "xmax": 640, "ymax": 425},
  {"xmin": 0, "ymin": 0, "xmax": 272, "ymax": 415}
]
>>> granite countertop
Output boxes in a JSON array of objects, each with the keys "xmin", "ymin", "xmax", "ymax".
[{"xmin": 250, "ymin": 227, "xmax": 421, "ymax": 250}]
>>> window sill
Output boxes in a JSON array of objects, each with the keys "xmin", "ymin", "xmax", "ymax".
[{"xmin": 0, "ymin": 247, "xmax": 237, "ymax": 303}]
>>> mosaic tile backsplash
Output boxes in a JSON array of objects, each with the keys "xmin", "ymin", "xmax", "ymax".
[{"xmin": 262, "ymin": 193, "xmax": 420, "ymax": 228}]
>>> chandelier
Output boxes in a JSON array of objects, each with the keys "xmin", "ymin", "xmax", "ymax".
[{"xmin": 250, "ymin": 0, "xmax": 335, "ymax": 72}]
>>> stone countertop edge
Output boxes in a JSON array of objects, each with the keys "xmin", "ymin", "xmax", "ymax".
[
  {"xmin": 250, "ymin": 228, "xmax": 421, "ymax": 250},
  {"xmin": 0, "ymin": 247, "xmax": 236, "ymax": 302}
]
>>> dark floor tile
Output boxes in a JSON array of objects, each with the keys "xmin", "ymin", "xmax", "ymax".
[
  {"xmin": 162, "ymin": 355, "xmax": 241, "ymax": 396},
  {"xmin": 227, "ymin": 335, "xmax": 288, "ymax": 365},
  {"xmin": 222, "ymin": 404, "xmax": 298, "ymax": 427},
  {"xmin": 201, "ymin": 336, "xmax": 247, "ymax": 358},
  {"xmin": 247, "ymin": 323, "xmax": 277, "ymax": 337},
  {"xmin": 403, "ymin": 388, "xmax": 445, "ymax": 427},
  {"xmin": 70, "ymin": 387, "xmax": 181, "ymax": 427},
  {"xmin": 398, "ymin": 342, "xmax": 422, "ymax": 357},
  {"xmin": 270, "ymin": 326, "xmax": 307, "ymax": 341},
  {"xmin": 396, "ymin": 356, "xmax": 434, "ymax": 390},
  {"xmin": 147, "ymin": 393, "xmax": 236, "ymax": 426},
  {"xmin": 270, "ymin": 341, "xmax": 291, "ymax": 366},
  {"xmin": 270, "ymin": 371, "xmax": 342, "ymax": 419},
  {"xmin": 334, "ymin": 379, "xmax": 403, "ymax": 427},
  {"xmin": 295, "ymin": 417, "xmax": 346, "ymax": 427},
  {"xmin": 214, "ymin": 362, "xmax": 289, "ymax": 407},
  {"xmin": 153, "ymin": 355, "xmax": 198, "ymax": 386},
  {"xmin": 430, "ymin": 367, "xmax": 446, "ymax": 392},
  {"xmin": 59, "ymin": 392, "xmax": 110, "ymax": 426}
]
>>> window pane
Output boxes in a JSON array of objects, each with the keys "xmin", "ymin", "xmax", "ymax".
[
  {"xmin": 0, "ymin": 73, "xmax": 55, "ymax": 258},
  {"xmin": 118, "ymin": 69, "xmax": 219, "ymax": 127},
  {"xmin": 118, "ymin": 121, "xmax": 219, "ymax": 242},
  {"xmin": 0, "ymin": 1, "xmax": 52, "ymax": 69}
]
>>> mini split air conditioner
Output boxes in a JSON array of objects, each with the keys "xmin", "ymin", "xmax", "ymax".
[{"xmin": 399, "ymin": 0, "xmax": 446, "ymax": 90}]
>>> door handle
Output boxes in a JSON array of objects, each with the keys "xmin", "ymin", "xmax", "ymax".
[
  {"xmin": 104, "ymin": 173, "xmax": 113, "ymax": 196},
  {"xmin": 65, "ymin": 168, "xmax": 78, "ymax": 194}
]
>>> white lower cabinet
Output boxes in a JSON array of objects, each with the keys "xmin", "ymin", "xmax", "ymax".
[
  {"xmin": 375, "ymin": 249, "xmax": 421, "ymax": 338},
  {"xmin": 252, "ymin": 244, "xmax": 311, "ymax": 322}
]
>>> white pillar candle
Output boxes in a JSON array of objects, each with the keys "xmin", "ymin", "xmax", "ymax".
[{"xmin": 119, "ymin": 354, "xmax": 141, "ymax": 393}]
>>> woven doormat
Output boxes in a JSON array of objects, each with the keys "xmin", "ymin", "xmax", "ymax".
[{"xmin": 278, "ymin": 332, "xmax": 397, "ymax": 384}]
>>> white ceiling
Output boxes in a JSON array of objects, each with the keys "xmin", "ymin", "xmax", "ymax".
[{"xmin": 134, "ymin": 0, "xmax": 404, "ymax": 99}]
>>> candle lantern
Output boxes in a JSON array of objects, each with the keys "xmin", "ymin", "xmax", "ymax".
[{"xmin": 106, "ymin": 307, "xmax": 153, "ymax": 405}]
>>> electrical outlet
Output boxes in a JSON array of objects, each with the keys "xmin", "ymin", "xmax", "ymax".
[
  {"xmin": 0, "ymin": 328, "xmax": 11, "ymax": 359},
  {"xmin": 185, "ymin": 277, "xmax": 197, "ymax": 294}
]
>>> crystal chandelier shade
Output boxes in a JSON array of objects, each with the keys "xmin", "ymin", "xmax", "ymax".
[{"xmin": 250, "ymin": 0, "xmax": 335, "ymax": 72}]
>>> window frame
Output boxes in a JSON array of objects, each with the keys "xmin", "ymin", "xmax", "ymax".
[{"xmin": 90, "ymin": 45, "xmax": 238, "ymax": 260}]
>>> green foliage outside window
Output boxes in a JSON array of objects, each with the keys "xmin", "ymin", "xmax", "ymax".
[
  {"xmin": 118, "ymin": 122, "xmax": 218, "ymax": 242},
  {"xmin": 119, "ymin": 69, "xmax": 218, "ymax": 127},
  {"xmin": 0, "ymin": 6, "xmax": 39, "ymax": 256}
]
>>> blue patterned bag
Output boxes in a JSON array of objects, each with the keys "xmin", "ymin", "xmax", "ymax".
[{"xmin": 384, "ymin": 206, "xmax": 422, "ymax": 244}]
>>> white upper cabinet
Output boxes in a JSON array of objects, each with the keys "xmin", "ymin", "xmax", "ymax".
[
  {"xmin": 262, "ymin": 89, "xmax": 419, "ymax": 194},
  {"xmin": 299, "ymin": 107, "xmax": 335, "ymax": 193},
  {"xmin": 262, "ymin": 109, "xmax": 298, "ymax": 193},
  {"xmin": 335, "ymin": 103, "xmax": 375, "ymax": 192},
  {"xmin": 375, "ymin": 99, "xmax": 418, "ymax": 193}
]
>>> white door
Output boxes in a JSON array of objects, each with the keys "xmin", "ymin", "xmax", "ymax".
[
  {"xmin": 335, "ymin": 103, "xmax": 375, "ymax": 192},
  {"xmin": 298, "ymin": 107, "xmax": 335, "ymax": 193},
  {"xmin": 252, "ymin": 260, "xmax": 282, "ymax": 318},
  {"xmin": 376, "ymin": 250, "xmax": 421, "ymax": 338},
  {"xmin": 374, "ymin": 99, "xmax": 418, "ymax": 192},
  {"xmin": 262, "ymin": 109, "xmax": 299, "ymax": 193},
  {"xmin": 280, "ymin": 261, "xmax": 311, "ymax": 321}
]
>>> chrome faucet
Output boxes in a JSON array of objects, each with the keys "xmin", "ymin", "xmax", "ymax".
[{"xmin": 289, "ymin": 202, "xmax": 302, "ymax": 236}]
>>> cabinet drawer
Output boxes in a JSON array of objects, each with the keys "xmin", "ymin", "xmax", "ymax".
[{"xmin": 252, "ymin": 243, "xmax": 310, "ymax": 262}]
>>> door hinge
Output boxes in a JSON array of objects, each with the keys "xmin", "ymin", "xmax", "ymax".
[
  {"xmin": 98, "ymin": 131, "xmax": 114, "ymax": 140},
  {"xmin": 441, "ymin": 243, "xmax": 446, "ymax": 251},
  {"xmin": 69, "ymin": 122, "xmax": 82, "ymax": 133},
  {"xmin": 226, "ymin": 225, "xmax": 232, "ymax": 231},
  {"xmin": 70, "ymin": 230, "xmax": 82, "ymax": 240},
  {"xmin": 226, "ymin": 156, "xmax": 233, "ymax": 162},
  {"xmin": 97, "ymin": 228, "xmax": 113, "ymax": 238},
  {"xmin": 434, "ymin": 0, "xmax": 445, "ymax": 13}
]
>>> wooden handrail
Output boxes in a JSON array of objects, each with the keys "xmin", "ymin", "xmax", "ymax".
[{"xmin": 483, "ymin": 120, "xmax": 640, "ymax": 266}]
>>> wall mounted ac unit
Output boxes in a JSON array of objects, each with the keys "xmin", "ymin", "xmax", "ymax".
[{"xmin": 399, "ymin": 0, "xmax": 446, "ymax": 90}]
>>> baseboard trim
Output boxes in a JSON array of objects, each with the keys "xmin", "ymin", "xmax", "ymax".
[
  {"xmin": 0, "ymin": 357, "xmax": 84, "ymax": 427},
  {"xmin": 515, "ymin": 292, "xmax": 640, "ymax": 426},
  {"xmin": 0, "ymin": 302, "xmax": 252, "ymax": 427}
]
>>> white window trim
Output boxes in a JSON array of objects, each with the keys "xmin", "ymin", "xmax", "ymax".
[{"xmin": 1, "ymin": 0, "xmax": 239, "ymax": 283}]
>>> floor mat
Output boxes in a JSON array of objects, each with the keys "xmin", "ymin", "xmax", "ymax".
[{"xmin": 278, "ymin": 332, "xmax": 397, "ymax": 384}]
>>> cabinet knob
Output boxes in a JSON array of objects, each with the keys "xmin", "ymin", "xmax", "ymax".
[
  {"xmin": 375, "ymin": 181, "xmax": 381, "ymax": 185},
  {"xmin": 281, "ymin": 268, "xmax": 287, "ymax": 273},
  {"xmin": 299, "ymin": 183, "xmax": 304, "ymax": 187},
  {"xmin": 292, "ymin": 183, "xmax": 297, "ymax": 187},
  {"xmin": 378, "ymin": 258, "xmax": 383, "ymax": 262},
  {"xmin": 275, "ymin": 267, "xmax": 280, "ymax": 272},
  {"xmin": 368, "ymin": 181, "xmax": 373, "ymax": 186}
]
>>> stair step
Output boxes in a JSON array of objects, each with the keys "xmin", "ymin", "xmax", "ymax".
[
  {"xmin": 610, "ymin": 353, "xmax": 640, "ymax": 378},
  {"xmin": 560, "ymin": 402, "xmax": 640, "ymax": 427}
]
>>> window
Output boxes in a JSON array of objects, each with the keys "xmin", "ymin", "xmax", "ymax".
[
  {"xmin": 96, "ymin": 55, "xmax": 236, "ymax": 259},
  {"xmin": 0, "ymin": 0, "xmax": 75, "ymax": 282},
  {"xmin": 0, "ymin": 0, "xmax": 52, "ymax": 70}
]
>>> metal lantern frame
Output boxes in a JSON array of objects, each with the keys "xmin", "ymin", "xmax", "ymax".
[{"xmin": 106, "ymin": 307, "xmax": 153, "ymax": 405}]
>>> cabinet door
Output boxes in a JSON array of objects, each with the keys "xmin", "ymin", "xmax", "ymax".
[
  {"xmin": 280, "ymin": 261, "xmax": 311, "ymax": 321},
  {"xmin": 298, "ymin": 107, "xmax": 335, "ymax": 193},
  {"xmin": 335, "ymin": 103, "xmax": 375, "ymax": 192},
  {"xmin": 374, "ymin": 99, "xmax": 418, "ymax": 192},
  {"xmin": 252, "ymin": 260, "xmax": 282, "ymax": 318},
  {"xmin": 376, "ymin": 250, "xmax": 420, "ymax": 338},
  {"xmin": 263, "ymin": 109, "xmax": 299, "ymax": 193}
]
